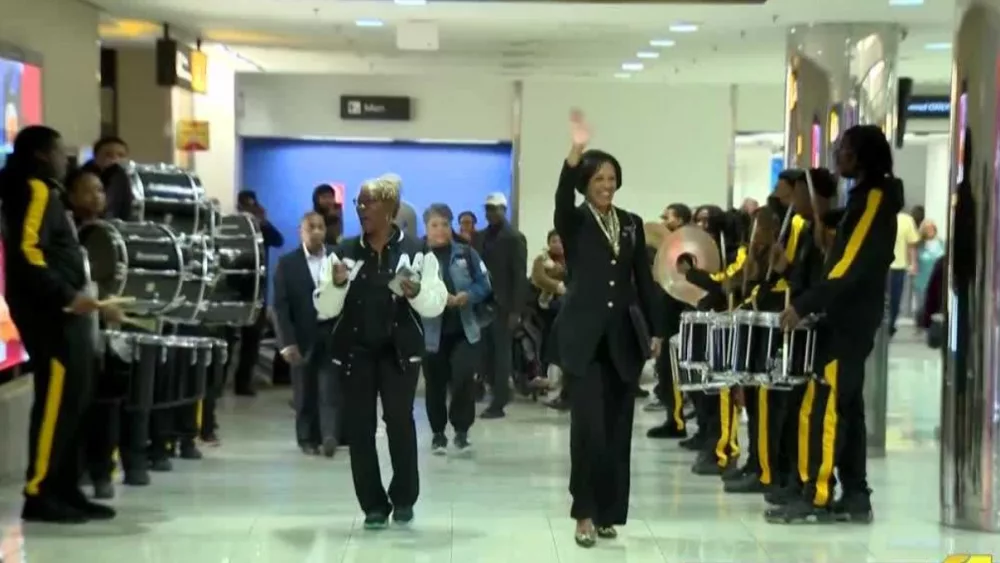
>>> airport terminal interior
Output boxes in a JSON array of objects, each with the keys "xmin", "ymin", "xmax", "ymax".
[{"xmin": 1, "ymin": 0, "xmax": 999, "ymax": 561}]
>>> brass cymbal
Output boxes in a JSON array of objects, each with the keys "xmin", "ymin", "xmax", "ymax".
[{"xmin": 654, "ymin": 225, "xmax": 721, "ymax": 306}]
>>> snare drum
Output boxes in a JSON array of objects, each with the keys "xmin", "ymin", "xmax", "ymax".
[
  {"xmin": 129, "ymin": 163, "xmax": 216, "ymax": 237},
  {"xmin": 706, "ymin": 312, "xmax": 735, "ymax": 383},
  {"xmin": 149, "ymin": 336, "xmax": 212, "ymax": 410},
  {"xmin": 670, "ymin": 335, "xmax": 703, "ymax": 391},
  {"xmin": 679, "ymin": 311, "xmax": 713, "ymax": 369},
  {"xmin": 206, "ymin": 338, "xmax": 229, "ymax": 396},
  {"xmin": 767, "ymin": 324, "xmax": 816, "ymax": 389},
  {"xmin": 81, "ymin": 220, "xmax": 184, "ymax": 316},
  {"xmin": 729, "ymin": 310, "xmax": 781, "ymax": 385},
  {"xmin": 201, "ymin": 213, "xmax": 266, "ymax": 326}
]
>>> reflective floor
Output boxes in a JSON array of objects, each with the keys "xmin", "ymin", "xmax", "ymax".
[{"xmin": 1, "ymin": 332, "xmax": 996, "ymax": 562}]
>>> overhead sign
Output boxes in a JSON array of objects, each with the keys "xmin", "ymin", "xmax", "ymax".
[
  {"xmin": 175, "ymin": 119, "xmax": 210, "ymax": 151},
  {"xmin": 156, "ymin": 39, "xmax": 208, "ymax": 94},
  {"xmin": 340, "ymin": 95, "xmax": 412, "ymax": 121},
  {"xmin": 906, "ymin": 96, "xmax": 950, "ymax": 119}
]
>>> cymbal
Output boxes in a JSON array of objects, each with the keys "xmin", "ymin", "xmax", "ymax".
[{"xmin": 654, "ymin": 226, "xmax": 721, "ymax": 306}]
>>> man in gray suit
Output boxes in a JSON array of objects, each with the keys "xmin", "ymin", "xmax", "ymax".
[
  {"xmin": 474, "ymin": 193, "xmax": 528, "ymax": 418},
  {"xmin": 273, "ymin": 212, "xmax": 342, "ymax": 457}
]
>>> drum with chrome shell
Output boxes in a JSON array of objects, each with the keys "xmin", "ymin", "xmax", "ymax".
[
  {"xmin": 79, "ymin": 220, "xmax": 184, "ymax": 316},
  {"xmin": 128, "ymin": 162, "xmax": 220, "ymax": 238},
  {"xmin": 200, "ymin": 213, "xmax": 265, "ymax": 326}
]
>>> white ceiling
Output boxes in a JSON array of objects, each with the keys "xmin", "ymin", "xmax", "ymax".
[{"xmin": 91, "ymin": 0, "xmax": 957, "ymax": 84}]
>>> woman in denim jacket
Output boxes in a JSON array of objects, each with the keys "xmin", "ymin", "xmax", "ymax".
[{"xmin": 421, "ymin": 203, "xmax": 493, "ymax": 455}]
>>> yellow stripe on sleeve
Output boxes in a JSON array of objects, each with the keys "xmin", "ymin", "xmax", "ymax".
[
  {"xmin": 21, "ymin": 179, "xmax": 50, "ymax": 267},
  {"xmin": 828, "ymin": 190, "xmax": 882, "ymax": 280},
  {"xmin": 711, "ymin": 246, "xmax": 747, "ymax": 282},
  {"xmin": 785, "ymin": 214, "xmax": 806, "ymax": 262}
]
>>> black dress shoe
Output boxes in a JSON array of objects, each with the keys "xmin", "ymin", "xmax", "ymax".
[
  {"xmin": 21, "ymin": 496, "xmax": 89, "ymax": 524},
  {"xmin": 321, "ymin": 438, "xmax": 338, "ymax": 458},
  {"xmin": 832, "ymin": 489, "xmax": 874, "ymax": 524},
  {"xmin": 61, "ymin": 489, "xmax": 116, "ymax": 521},
  {"xmin": 392, "ymin": 506, "xmax": 414, "ymax": 526},
  {"xmin": 179, "ymin": 440, "xmax": 203, "ymax": 460},
  {"xmin": 691, "ymin": 453, "xmax": 736, "ymax": 476},
  {"xmin": 764, "ymin": 483, "xmax": 800, "ymax": 506},
  {"xmin": 646, "ymin": 423, "xmax": 687, "ymax": 439},
  {"xmin": 723, "ymin": 472, "xmax": 766, "ymax": 493},
  {"xmin": 678, "ymin": 434, "xmax": 706, "ymax": 451}
]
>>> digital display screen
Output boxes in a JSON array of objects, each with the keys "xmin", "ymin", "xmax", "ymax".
[{"xmin": 0, "ymin": 56, "xmax": 42, "ymax": 154}]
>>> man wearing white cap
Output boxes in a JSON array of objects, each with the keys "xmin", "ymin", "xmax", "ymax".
[{"xmin": 473, "ymin": 192, "xmax": 527, "ymax": 418}]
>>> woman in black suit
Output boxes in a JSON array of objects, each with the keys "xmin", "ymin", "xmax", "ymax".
[{"xmin": 554, "ymin": 110, "xmax": 663, "ymax": 547}]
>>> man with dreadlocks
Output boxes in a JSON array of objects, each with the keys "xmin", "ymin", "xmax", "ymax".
[
  {"xmin": 767, "ymin": 124, "xmax": 902, "ymax": 525},
  {"xmin": 313, "ymin": 174, "xmax": 448, "ymax": 529}
]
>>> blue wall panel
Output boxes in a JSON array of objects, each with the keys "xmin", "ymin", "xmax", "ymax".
[{"xmin": 240, "ymin": 138, "xmax": 513, "ymax": 301}]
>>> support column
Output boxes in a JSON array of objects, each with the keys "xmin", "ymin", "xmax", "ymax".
[
  {"xmin": 940, "ymin": 0, "xmax": 1000, "ymax": 534},
  {"xmin": 782, "ymin": 23, "xmax": 900, "ymax": 458}
]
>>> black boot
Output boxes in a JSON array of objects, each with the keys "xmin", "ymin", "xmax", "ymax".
[
  {"xmin": 21, "ymin": 496, "xmax": 88, "ymax": 524},
  {"xmin": 179, "ymin": 439, "xmax": 203, "ymax": 460},
  {"xmin": 646, "ymin": 422, "xmax": 687, "ymax": 439},
  {"xmin": 691, "ymin": 451, "xmax": 736, "ymax": 476},
  {"xmin": 832, "ymin": 489, "xmax": 874, "ymax": 524},
  {"xmin": 123, "ymin": 467, "xmax": 151, "ymax": 486},
  {"xmin": 763, "ymin": 497, "xmax": 835, "ymax": 525},
  {"xmin": 724, "ymin": 472, "xmax": 766, "ymax": 494},
  {"xmin": 764, "ymin": 482, "xmax": 801, "ymax": 506}
]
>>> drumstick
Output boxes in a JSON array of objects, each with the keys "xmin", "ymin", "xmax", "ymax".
[
  {"xmin": 119, "ymin": 315, "xmax": 158, "ymax": 332},
  {"xmin": 719, "ymin": 233, "xmax": 735, "ymax": 311},
  {"xmin": 98, "ymin": 296, "xmax": 137, "ymax": 307}
]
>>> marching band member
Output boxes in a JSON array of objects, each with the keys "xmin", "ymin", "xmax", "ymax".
[
  {"xmin": 683, "ymin": 207, "xmax": 747, "ymax": 476},
  {"xmin": 767, "ymin": 125, "xmax": 900, "ymax": 525},
  {"xmin": 555, "ymin": 110, "xmax": 663, "ymax": 547},
  {"xmin": 313, "ymin": 174, "xmax": 448, "ymax": 530},
  {"xmin": 761, "ymin": 168, "xmax": 838, "ymax": 504},
  {"xmin": 1, "ymin": 126, "xmax": 120, "ymax": 523}
]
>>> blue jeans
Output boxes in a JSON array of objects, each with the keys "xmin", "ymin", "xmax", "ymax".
[{"xmin": 889, "ymin": 269, "xmax": 907, "ymax": 334}]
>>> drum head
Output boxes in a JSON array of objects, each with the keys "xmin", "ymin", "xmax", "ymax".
[{"xmin": 79, "ymin": 223, "xmax": 121, "ymax": 298}]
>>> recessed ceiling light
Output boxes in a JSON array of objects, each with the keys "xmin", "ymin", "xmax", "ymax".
[
  {"xmin": 669, "ymin": 23, "xmax": 698, "ymax": 33},
  {"xmin": 889, "ymin": 0, "xmax": 923, "ymax": 6},
  {"xmin": 925, "ymin": 42, "xmax": 952, "ymax": 51},
  {"xmin": 649, "ymin": 39, "xmax": 676, "ymax": 47},
  {"xmin": 621, "ymin": 62, "xmax": 644, "ymax": 71},
  {"xmin": 636, "ymin": 51, "xmax": 659, "ymax": 59},
  {"xmin": 614, "ymin": 73, "xmax": 631, "ymax": 79},
  {"xmin": 355, "ymin": 19, "xmax": 385, "ymax": 27},
  {"xmin": 394, "ymin": 0, "xmax": 427, "ymax": 5}
]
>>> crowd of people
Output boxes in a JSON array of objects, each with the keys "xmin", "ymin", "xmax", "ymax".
[{"xmin": 1, "ymin": 114, "xmax": 915, "ymax": 548}]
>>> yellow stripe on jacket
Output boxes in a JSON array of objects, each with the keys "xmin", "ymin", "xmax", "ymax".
[
  {"xmin": 828, "ymin": 189, "xmax": 883, "ymax": 280},
  {"xmin": 710, "ymin": 246, "xmax": 747, "ymax": 283},
  {"xmin": 21, "ymin": 179, "xmax": 50, "ymax": 267}
]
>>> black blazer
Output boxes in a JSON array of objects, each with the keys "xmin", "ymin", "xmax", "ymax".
[
  {"xmin": 552, "ymin": 160, "xmax": 663, "ymax": 381},
  {"xmin": 272, "ymin": 245, "xmax": 329, "ymax": 356},
  {"xmin": 472, "ymin": 223, "xmax": 527, "ymax": 313}
]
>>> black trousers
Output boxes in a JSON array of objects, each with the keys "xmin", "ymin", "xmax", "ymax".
[
  {"xmin": 701, "ymin": 387, "xmax": 740, "ymax": 466},
  {"xmin": 767, "ymin": 385, "xmax": 807, "ymax": 488},
  {"xmin": 481, "ymin": 313, "xmax": 512, "ymax": 411},
  {"xmin": 801, "ymin": 344, "xmax": 869, "ymax": 507},
  {"xmin": 423, "ymin": 332, "xmax": 478, "ymax": 435},
  {"xmin": 343, "ymin": 346, "xmax": 421, "ymax": 515},
  {"xmin": 16, "ymin": 312, "xmax": 95, "ymax": 499},
  {"xmin": 118, "ymin": 406, "xmax": 150, "ymax": 471},
  {"xmin": 229, "ymin": 323, "xmax": 262, "ymax": 393},
  {"xmin": 653, "ymin": 350, "xmax": 685, "ymax": 431},
  {"xmin": 292, "ymin": 347, "xmax": 343, "ymax": 447},
  {"xmin": 743, "ymin": 387, "xmax": 759, "ymax": 473},
  {"xmin": 569, "ymin": 339, "xmax": 634, "ymax": 526}
]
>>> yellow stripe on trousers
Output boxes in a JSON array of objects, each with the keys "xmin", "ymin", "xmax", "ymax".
[
  {"xmin": 25, "ymin": 359, "xmax": 66, "ymax": 496},
  {"xmin": 814, "ymin": 360, "xmax": 839, "ymax": 506},
  {"xmin": 671, "ymin": 385, "xmax": 685, "ymax": 430},
  {"xmin": 715, "ymin": 389, "xmax": 732, "ymax": 466},
  {"xmin": 758, "ymin": 387, "xmax": 771, "ymax": 485},
  {"xmin": 797, "ymin": 380, "xmax": 816, "ymax": 483},
  {"xmin": 197, "ymin": 400, "xmax": 204, "ymax": 432},
  {"xmin": 728, "ymin": 401, "xmax": 740, "ymax": 456}
]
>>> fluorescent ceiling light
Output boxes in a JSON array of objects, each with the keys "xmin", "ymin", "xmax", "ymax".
[
  {"xmin": 394, "ymin": 0, "xmax": 427, "ymax": 5},
  {"xmin": 889, "ymin": 0, "xmax": 923, "ymax": 5},
  {"xmin": 621, "ymin": 62, "xmax": 644, "ymax": 71},
  {"xmin": 636, "ymin": 51, "xmax": 659, "ymax": 59},
  {"xmin": 355, "ymin": 19, "xmax": 385, "ymax": 27},
  {"xmin": 614, "ymin": 73, "xmax": 631, "ymax": 79},
  {"xmin": 669, "ymin": 23, "xmax": 698, "ymax": 33},
  {"xmin": 925, "ymin": 42, "xmax": 952, "ymax": 51},
  {"xmin": 649, "ymin": 39, "xmax": 676, "ymax": 48}
]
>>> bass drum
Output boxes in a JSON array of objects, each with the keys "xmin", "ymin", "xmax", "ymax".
[
  {"xmin": 162, "ymin": 236, "xmax": 217, "ymax": 324},
  {"xmin": 202, "ymin": 213, "xmax": 265, "ymax": 326},
  {"xmin": 79, "ymin": 220, "xmax": 184, "ymax": 316},
  {"xmin": 128, "ymin": 162, "xmax": 220, "ymax": 238}
]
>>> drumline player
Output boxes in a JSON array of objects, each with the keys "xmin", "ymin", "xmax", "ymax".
[
  {"xmin": 682, "ymin": 206, "xmax": 747, "ymax": 477},
  {"xmin": 1, "ymin": 126, "xmax": 123, "ymax": 523}
]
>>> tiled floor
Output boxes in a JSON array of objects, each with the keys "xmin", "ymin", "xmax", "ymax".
[{"xmin": 1, "ymin": 332, "xmax": 997, "ymax": 562}]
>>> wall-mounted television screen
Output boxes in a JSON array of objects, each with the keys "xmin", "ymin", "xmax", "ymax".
[{"xmin": 0, "ymin": 55, "xmax": 42, "ymax": 155}]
